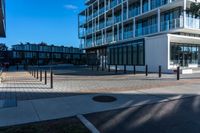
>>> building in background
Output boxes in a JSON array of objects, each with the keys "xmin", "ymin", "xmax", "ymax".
[
  {"xmin": 79, "ymin": 0, "xmax": 200, "ymax": 73},
  {"xmin": 11, "ymin": 43, "xmax": 85, "ymax": 65}
]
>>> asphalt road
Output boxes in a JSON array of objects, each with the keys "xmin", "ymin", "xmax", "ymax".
[{"xmin": 85, "ymin": 96, "xmax": 200, "ymax": 133}]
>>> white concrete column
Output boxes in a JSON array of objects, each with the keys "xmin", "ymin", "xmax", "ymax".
[
  {"xmin": 127, "ymin": 1, "xmax": 129, "ymax": 19},
  {"xmin": 140, "ymin": 0, "xmax": 143, "ymax": 14},
  {"xmin": 117, "ymin": 24, "xmax": 120, "ymax": 41},
  {"xmin": 102, "ymin": 30, "xmax": 104, "ymax": 45},
  {"xmin": 121, "ymin": 3, "xmax": 123, "ymax": 21},
  {"xmin": 148, "ymin": 0, "xmax": 151, "ymax": 11},
  {"xmin": 112, "ymin": 26, "xmax": 115, "ymax": 42},
  {"xmin": 98, "ymin": 0, "xmax": 100, "ymax": 30},
  {"xmin": 112, "ymin": 8, "xmax": 114, "ymax": 24},
  {"xmin": 157, "ymin": 8, "xmax": 160, "ymax": 32},
  {"xmin": 122, "ymin": 22, "xmax": 124, "ymax": 40},
  {"xmin": 133, "ymin": 18, "xmax": 135, "ymax": 37},
  {"xmin": 183, "ymin": 0, "xmax": 187, "ymax": 28}
]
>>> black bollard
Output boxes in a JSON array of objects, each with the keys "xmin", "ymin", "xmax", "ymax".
[
  {"xmin": 92, "ymin": 65, "xmax": 94, "ymax": 71},
  {"xmin": 133, "ymin": 65, "xmax": 136, "ymax": 75},
  {"xmin": 50, "ymin": 70, "xmax": 53, "ymax": 88},
  {"xmin": 45, "ymin": 70, "xmax": 47, "ymax": 85},
  {"xmin": 108, "ymin": 65, "xmax": 110, "ymax": 72},
  {"xmin": 40, "ymin": 70, "xmax": 42, "ymax": 81},
  {"xmin": 159, "ymin": 65, "xmax": 162, "ymax": 78},
  {"xmin": 177, "ymin": 66, "xmax": 180, "ymax": 80},
  {"xmin": 146, "ymin": 65, "xmax": 148, "ymax": 76},
  {"xmin": 124, "ymin": 65, "xmax": 126, "ymax": 74},
  {"xmin": 115, "ymin": 65, "xmax": 117, "ymax": 73},
  {"xmin": 37, "ymin": 69, "xmax": 39, "ymax": 79}
]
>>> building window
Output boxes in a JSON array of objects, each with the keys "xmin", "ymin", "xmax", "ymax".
[
  {"xmin": 109, "ymin": 39, "xmax": 145, "ymax": 65},
  {"xmin": 170, "ymin": 42, "xmax": 199, "ymax": 67}
]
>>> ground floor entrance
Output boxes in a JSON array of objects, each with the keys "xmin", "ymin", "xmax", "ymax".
[{"xmin": 170, "ymin": 43, "xmax": 200, "ymax": 67}]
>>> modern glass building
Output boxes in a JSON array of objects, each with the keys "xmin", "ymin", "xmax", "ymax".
[
  {"xmin": 0, "ymin": 0, "xmax": 5, "ymax": 37},
  {"xmin": 79, "ymin": 0, "xmax": 200, "ymax": 73}
]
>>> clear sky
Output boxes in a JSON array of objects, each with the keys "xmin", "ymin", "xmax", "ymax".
[{"xmin": 1, "ymin": 0, "xmax": 85, "ymax": 48}]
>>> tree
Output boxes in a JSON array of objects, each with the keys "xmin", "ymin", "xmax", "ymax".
[
  {"xmin": 187, "ymin": 2, "xmax": 200, "ymax": 18},
  {"xmin": 0, "ymin": 43, "xmax": 8, "ymax": 51}
]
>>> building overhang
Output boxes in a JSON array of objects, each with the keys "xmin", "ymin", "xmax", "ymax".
[{"xmin": 168, "ymin": 34, "xmax": 200, "ymax": 45}]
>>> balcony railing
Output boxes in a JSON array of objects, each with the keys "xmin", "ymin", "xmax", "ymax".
[
  {"xmin": 124, "ymin": 31, "xmax": 133, "ymax": 39},
  {"xmin": 110, "ymin": 0, "xmax": 118, "ymax": 8},
  {"xmin": 185, "ymin": 17, "xmax": 200, "ymax": 29},
  {"xmin": 136, "ymin": 24, "xmax": 158, "ymax": 37},
  {"xmin": 106, "ymin": 18, "xmax": 113, "ymax": 26},
  {"xmin": 114, "ymin": 15, "xmax": 122, "ymax": 23},
  {"xmin": 160, "ymin": 17, "xmax": 183, "ymax": 31}
]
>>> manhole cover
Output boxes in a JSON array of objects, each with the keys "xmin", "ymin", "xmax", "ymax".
[{"xmin": 92, "ymin": 95, "xmax": 117, "ymax": 103}]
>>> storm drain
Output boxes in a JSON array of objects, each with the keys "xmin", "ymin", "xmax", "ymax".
[
  {"xmin": 0, "ymin": 99, "xmax": 17, "ymax": 108},
  {"xmin": 92, "ymin": 95, "xmax": 117, "ymax": 103}
]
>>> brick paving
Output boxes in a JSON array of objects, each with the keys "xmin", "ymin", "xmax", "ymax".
[{"xmin": 1, "ymin": 66, "xmax": 200, "ymax": 101}]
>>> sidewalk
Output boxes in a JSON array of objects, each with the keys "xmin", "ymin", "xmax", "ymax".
[{"xmin": 0, "ymin": 83, "xmax": 200, "ymax": 127}]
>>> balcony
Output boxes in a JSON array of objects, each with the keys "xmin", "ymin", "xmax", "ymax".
[
  {"xmin": 110, "ymin": 0, "xmax": 118, "ymax": 8},
  {"xmin": 96, "ymin": 38, "xmax": 102, "ymax": 45},
  {"xmin": 160, "ymin": 17, "xmax": 183, "ymax": 31},
  {"xmin": 86, "ymin": 28, "xmax": 93, "ymax": 34},
  {"xmin": 136, "ymin": 24, "xmax": 158, "ymax": 37},
  {"xmin": 114, "ymin": 15, "xmax": 122, "ymax": 23},
  {"xmin": 185, "ymin": 17, "xmax": 200, "ymax": 29},
  {"xmin": 106, "ymin": 34, "xmax": 113, "ymax": 43},
  {"xmin": 124, "ymin": 31, "xmax": 133, "ymax": 39},
  {"xmin": 99, "ymin": 7, "xmax": 105, "ymax": 14},
  {"xmin": 106, "ymin": 18, "xmax": 113, "ymax": 26},
  {"xmin": 99, "ymin": 22, "xmax": 105, "ymax": 29}
]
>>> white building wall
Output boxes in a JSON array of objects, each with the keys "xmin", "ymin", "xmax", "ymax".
[{"xmin": 145, "ymin": 34, "xmax": 171, "ymax": 73}]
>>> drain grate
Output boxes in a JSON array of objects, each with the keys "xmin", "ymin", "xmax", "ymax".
[{"xmin": 92, "ymin": 95, "xmax": 117, "ymax": 103}]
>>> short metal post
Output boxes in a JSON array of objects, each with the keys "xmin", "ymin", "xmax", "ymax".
[
  {"xmin": 97, "ymin": 65, "xmax": 99, "ymax": 71},
  {"xmin": 133, "ymin": 65, "xmax": 136, "ymax": 75},
  {"xmin": 92, "ymin": 65, "xmax": 94, "ymax": 71},
  {"xmin": 159, "ymin": 65, "xmax": 162, "ymax": 78},
  {"xmin": 108, "ymin": 65, "xmax": 110, "ymax": 72},
  {"xmin": 124, "ymin": 65, "xmax": 126, "ymax": 74},
  {"xmin": 50, "ymin": 70, "xmax": 53, "ymax": 88},
  {"xmin": 177, "ymin": 66, "xmax": 180, "ymax": 80},
  {"xmin": 40, "ymin": 70, "xmax": 42, "ymax": 81},
  {"xmin": 115, "ymin": 65, "xmax": 117, "ymax": 73},
  {"xmin": 45, "ymin": 70, "xmax": 47, "ymax": 85},
  {"xmin": 146, "ymin": 65, "xmax": 148, "ymax": 76},
  {"xmin": 37, "ymin": 69, "xmax": 39, "ymax": 79}
]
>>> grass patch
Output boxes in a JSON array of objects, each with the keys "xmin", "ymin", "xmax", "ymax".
[{"xmin": 0, "ymin": 117, "xmax": 90, "ymax": 133}]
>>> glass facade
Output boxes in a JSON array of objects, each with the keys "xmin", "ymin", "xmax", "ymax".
[
  {"xmin": 109, "ymin": 39, "xmax": 145, "ymax": 65},
  {"xmin": 170, "ymin": 43, "xmax": 200, "ymax": 67}
]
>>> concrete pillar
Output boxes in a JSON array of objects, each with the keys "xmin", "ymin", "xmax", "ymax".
[
  {"xmin": 133, "ymin": 18, "xmax": 135, "ymax": 37},
  {"xmin": 157, "ymin": 8, "xmax": 160, "ymax": 32},
  {"xmin": 140, "ymin": 0, "xmax": 143, "ymax": 14},
  {"xmin": 183, "ymin": 0, "xmax": 187, "ymax": 28}
]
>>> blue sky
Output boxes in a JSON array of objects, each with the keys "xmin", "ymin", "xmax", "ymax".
[{"xmin": 1, "ymin": 0, "xmax": 85, "ymax": 48}]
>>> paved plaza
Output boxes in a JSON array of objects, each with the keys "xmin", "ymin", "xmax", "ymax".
[
  {"xmin": 1, "ymin": 66, "xmax": 200, "ymax": 101},
  {"xmin": 0, "ymin": 65, "xmax": 200, "ymax": 132}
]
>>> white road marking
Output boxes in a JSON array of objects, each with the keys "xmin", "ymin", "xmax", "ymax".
[{"xmin": 77, "ymin": 114, "xmax": 100, "ymax": 133}]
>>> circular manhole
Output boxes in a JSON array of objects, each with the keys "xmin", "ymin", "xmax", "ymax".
[{"xmin": 92, "ymin": 95, "xmax": 117, "ymax": 103}]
